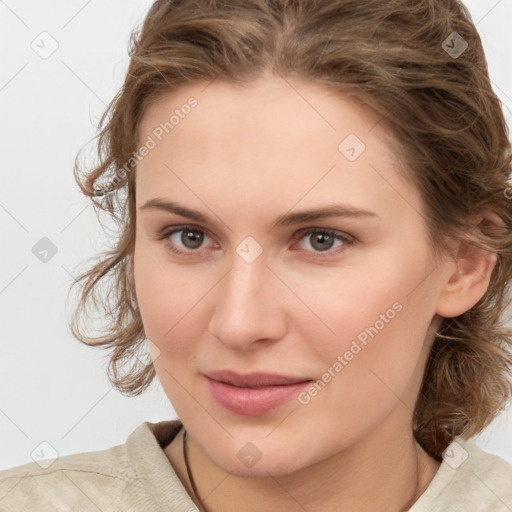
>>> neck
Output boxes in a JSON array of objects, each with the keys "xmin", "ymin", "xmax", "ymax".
[{"xmin": 167, "ymin": 421, "xmax": 440, "ymax": 512}]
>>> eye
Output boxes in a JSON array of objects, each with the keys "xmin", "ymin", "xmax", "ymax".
[
  {"xmin": 158, "ymin": 225, "xmax": 217, "ymax": 256},
  {"xmin": 293, "ymin": 228, "xmax": 354, "ymax": 255},
  {"xmin": 158, "ymin": 225, "xmax": 354, "ymax": 257}
]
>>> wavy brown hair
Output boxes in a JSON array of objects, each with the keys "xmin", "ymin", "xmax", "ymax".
[{"xmin": 69, "ymin": 0, "xmax": 512, "ymax": 460}]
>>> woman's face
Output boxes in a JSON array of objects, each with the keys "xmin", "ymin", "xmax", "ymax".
[{"xmin": 133, "ymin": 75, "xmax": 453, "ymax": 476}]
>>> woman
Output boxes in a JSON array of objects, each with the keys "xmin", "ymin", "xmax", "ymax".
[{"xmin": 1, "ymin": 0, "xmax": 511, "ymax": 510}]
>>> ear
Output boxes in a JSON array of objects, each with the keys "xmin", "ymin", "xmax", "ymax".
[{"xmin": 435, "ymin": 214, "xmax": 501, "ymax": 319}]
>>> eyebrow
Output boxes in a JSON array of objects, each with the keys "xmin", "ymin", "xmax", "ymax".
[{"xmin": 138, "ymin": 198, "xmax": 378, "ymax": 228}]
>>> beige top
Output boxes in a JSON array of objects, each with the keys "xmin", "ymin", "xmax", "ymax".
[{"xmin": 0, "ymin": 419, "xmax": 511, "ymax": 511}]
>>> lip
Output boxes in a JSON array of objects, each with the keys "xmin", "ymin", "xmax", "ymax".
[{"xmin": 204, "ymin": 370, "xmax": 313, "ymax": 416}]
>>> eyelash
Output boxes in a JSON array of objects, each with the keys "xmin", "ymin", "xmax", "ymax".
[{"xmin": 157, "ymin": 224, "xmax": 355, "ymax": 258}]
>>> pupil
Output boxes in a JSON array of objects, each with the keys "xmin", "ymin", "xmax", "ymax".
[{"xmin": 182, "ymin": 229, "xmax": 204, "ymax": 249}]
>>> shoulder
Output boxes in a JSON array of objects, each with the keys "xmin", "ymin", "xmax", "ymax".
[
  {"xmin": 0, "ymin": 436, "xmax": 135, "ymax": 512},
  {"xmin": 412, "ymin": 436, "xmax": 512, "ymax": 511},
  {"xmin": 0, "ymin": 420, "xmax": 187, "ymax": 512}
]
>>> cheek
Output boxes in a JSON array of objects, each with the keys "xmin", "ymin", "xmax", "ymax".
[
  {"xmin": 133, "ymin": 243, "xmax": 220, "ymax": 420},
  {"xmin": 133, "ymin": 243, "xmax": 215, "ymax": 359},
  {"xmin": 287, "ymin": 244, "xmax": 435, "ymax": 354},
  {"xmin": 298, "ymin": 251, "xmax": 437, "ymax": 422}
]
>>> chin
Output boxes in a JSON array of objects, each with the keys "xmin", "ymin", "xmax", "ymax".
[{"xmin": 200, "ymin": 436, "xmax": 314, "ymax": 478}]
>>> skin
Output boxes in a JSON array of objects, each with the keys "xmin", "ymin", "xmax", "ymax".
[{"xmin": 133, "ymin": 73, "xmax": 497, "ymax": 511}]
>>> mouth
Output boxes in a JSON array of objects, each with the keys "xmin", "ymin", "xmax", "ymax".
[
  {"xmin": 204, "ymin": 370, "xmax": 313, "ymax": 416},
  {"xmin": 205, "ymin": 369, "xmax": 312, "ymax": 387}
]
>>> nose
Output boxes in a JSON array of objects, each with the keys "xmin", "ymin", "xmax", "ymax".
[{"xmin": 206, "ymin": 252, "xmax": 287, "ymax": 351}]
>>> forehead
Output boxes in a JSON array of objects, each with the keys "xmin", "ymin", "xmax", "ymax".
[
  {"xmin": 138, "ymin": 76, "xmax": 387, "ymax": 153},
  {"xmin": 135, "ymin": 76, "xmax": 421, "ymax": 221}
]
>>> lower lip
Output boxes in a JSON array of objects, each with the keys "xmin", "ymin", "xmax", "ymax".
[{"xmin": 205, "ymin": 376, "xmax": 312, "ymax": 416}]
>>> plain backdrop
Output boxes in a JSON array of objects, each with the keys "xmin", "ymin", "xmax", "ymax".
[{"xmin": 1, "ymin": 0, "xmax": 512, "ymax": 471}]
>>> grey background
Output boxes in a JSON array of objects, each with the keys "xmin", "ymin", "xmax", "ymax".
[{"xmin": 1, "ymin": 0, "xmax": 511, "ymax": 470}]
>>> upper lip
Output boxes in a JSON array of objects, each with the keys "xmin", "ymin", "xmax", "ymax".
[{"xmin": 205, "ymin": 370, "xmax": 312, "ymax": 387}]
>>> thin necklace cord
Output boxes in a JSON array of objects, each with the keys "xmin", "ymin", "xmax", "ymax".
[{"xmin": 182, "ymin": 428, "xmax": 208, "ymax": 512}]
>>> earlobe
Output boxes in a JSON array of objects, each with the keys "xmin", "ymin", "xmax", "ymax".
[{"xmin": 435, "ymin": 245, "xmax": 498, "ymax": 319}]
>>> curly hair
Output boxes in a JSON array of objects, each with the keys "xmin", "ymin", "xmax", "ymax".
[{"xmin": 69, "ymin": 0, "xmax": 512, "ymax": 460}]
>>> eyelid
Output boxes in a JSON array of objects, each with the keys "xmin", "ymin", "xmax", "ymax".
[
  {"xmin": 157, "ymin": 224, "xmax": 218, "ymax": 255},
  {"xmin": 293, "ymin": 226, "xmax": 355, "ymax": 244},
  {"xmin": 157, "ymin": 224, "xmax": 216, "ymax": 243}
]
